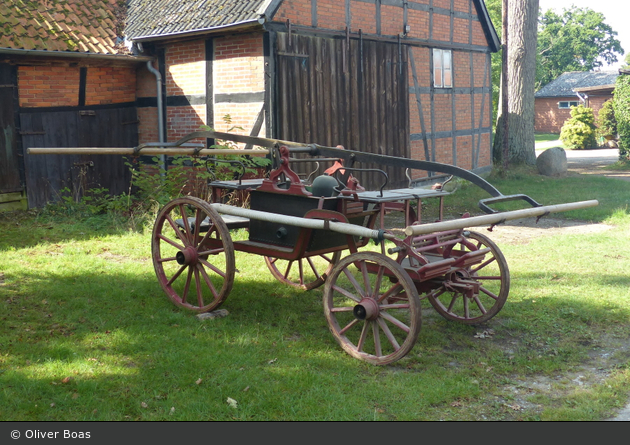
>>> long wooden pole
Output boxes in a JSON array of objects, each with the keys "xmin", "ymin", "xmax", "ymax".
[
  {"xmin": 211, "ymin": 203, "xmax": 395, "ymax": 241},
  {"xmin": 26, "ymin": 147, "xmax": 270, "ymax": 157},
  {"xmin": 404, "ymin": 200, "xmax": 599, "ymax": 236}
]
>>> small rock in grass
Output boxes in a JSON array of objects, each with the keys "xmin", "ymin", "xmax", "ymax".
[{"xmin": 196, "ymin": 309, "xmax": 229, "ymax": 320}]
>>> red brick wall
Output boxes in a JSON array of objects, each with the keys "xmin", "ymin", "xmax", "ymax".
[
  {"xmin": 136, "ymin": 34, "xmax": 266, "ymax": 145},
  {"xmin": 18, "ymin": 65, "xmax": 135, "ymax": 108},
  {"xmin": 85, "ymin": 66, "xmax": 136, "ymax": 106},
  {"xmin": 407, "ymin": 8, "xmax": 429, "ymax": 40},
  {"xmin": 166, "ymin": 40, "xmax": 206, "ymax": 97},
  {"xmin": 587, "ymin": 95, "xmax": 611, "ymax": 123},
  {"xmin": 213, "ymin": 33, "xmax": 265, "ymax": 137},
  {"xmin": 273, "ymin": 0, "xmax": 313, "ymax": 26},
  {"xmin": 534, "ymin": 97, "xmax": 574, "ymax": 134},
  {"xmin": 534, "ymin": 94, "xmax": 613, "ymax": 134},
  {"xmin": 18, "ymin": 66, "xmax": 79, "ymax": 108},
  {"xmin": 164, "ymin": 39, "xmax": 207, "ymax": 142},
  {"xmin": 350, "ymin": 0, "xmax": 377, "ymax": 34}
]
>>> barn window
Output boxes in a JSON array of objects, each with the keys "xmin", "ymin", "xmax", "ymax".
[
  {"xmin": 558, "ymin": 101, "xmax": 579, "ymax": 109},
  {"xmin": 433, "ymin": 49, "xmax": 452, "ymax": 88}
]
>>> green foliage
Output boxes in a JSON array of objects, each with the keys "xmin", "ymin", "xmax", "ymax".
[
  {"xmin": 560, "ymin": 105, "xmax": 597, "ymax": 149},
  {"xmin": 614, "ymin": 75, "xmax": 630, "ymax": 160},
  {"xmin": 597, "ymin": 99, "xmax": 617, "ymax": 140},
  {"xmin": 537, "ymin": 6, "xmax": 624, "ymax": 90}
]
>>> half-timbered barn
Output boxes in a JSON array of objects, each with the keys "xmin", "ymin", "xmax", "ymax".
[
  {"xmin": 126, "ymin": 0, "xmax": 499, "ymax": 189},
  {"xmin": 1, "ymin": 0, "xmax": 499, "ymax": 209}
]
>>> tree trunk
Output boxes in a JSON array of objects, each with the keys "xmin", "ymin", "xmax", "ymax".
[{"xmin": 493, "ymin": 0, "xmax": 539, "ymax": 166}]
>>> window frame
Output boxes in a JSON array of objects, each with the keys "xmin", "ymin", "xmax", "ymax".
[
  {"xmin": 433, "ymin": 48, "xmax": 453, "ymax": 89},
  {"xmin": 558, "ymin": 101, "xmax": 579, "ymax": 109}
]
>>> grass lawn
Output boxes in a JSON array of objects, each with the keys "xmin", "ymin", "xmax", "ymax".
[
  {"xmin": 2, "ymin": 170, "xmax": 630, "ymax": 421},
  {"xmin": 534, "ymin": 133, "xmax": 561, "ymax": 143}
]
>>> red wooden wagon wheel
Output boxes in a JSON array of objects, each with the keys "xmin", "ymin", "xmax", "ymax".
[
  {"xmin": 323, "ymin": 251, "xmax": 422, "ymax": 365},
  {"xmin": 152, "ymin": 196, "xmax": 235, "ymax": 313},
  {"xmin": 427, "ymin": 230, "xmax": 509, "ymax": 324},
  {"xmin": 264, "ymin": 252, "xmax": 341, "ymax": 290}
]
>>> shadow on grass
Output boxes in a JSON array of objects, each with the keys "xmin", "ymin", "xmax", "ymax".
[{"xmin": 0, "ymin": 212, "xmax": 143, "ymax": 252}]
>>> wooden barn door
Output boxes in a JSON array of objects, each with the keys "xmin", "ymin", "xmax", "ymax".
[
  {"xmin": 0, "ymin": 64, "xmax": 23, "ymax": 196},
  {"xmin": 275, "ymin": 33, "xmax": 409, "ymax": 189},
  {"xmin": 21, "ymin": 107, "xmax": 137, "ymax": 208}
]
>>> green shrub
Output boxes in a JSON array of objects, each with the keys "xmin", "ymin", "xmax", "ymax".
[
  {"xmin": 614, "ymin": 75, "xmax": 630, "ymax": 160},
  {"xmin": 597, "ymin": 99, "xmax": 617, "ymax": 141},
  {"xmin": 560, "ymin": 104, "xmax": 597, "ymax": 149}
]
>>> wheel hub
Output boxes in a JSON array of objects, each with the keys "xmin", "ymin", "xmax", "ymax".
[
  {"xmin": 353, "ymin": 298, "xmax": 380, "ymax": 321},
  {"xmin": 176, "ymin": 246, "xmax": 199, "ymax": 266}
]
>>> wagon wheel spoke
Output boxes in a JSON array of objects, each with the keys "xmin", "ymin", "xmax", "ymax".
[
  {"xmin": 264, "ymin": 251, "xmax": 341, "ymax": 291},
  {"xmin": 196, "ymin": 223, "xmax": 217, "ymax": 250},
  {"xmin": 323, "ymin": 252, "xmax": 421, "ymax": 365},
  {"xmin": 192, "ymin": 267, "xmax": 205, "ymax": 308},
  {"xmin": 380, "ymin": 311, "xmax": 411, "ymax": 333},
  {"xmin": 331, "ymin": 284, "xmax": 362, "ymax": 303},
  {"xmin": 181, "ymin": 267, "xmax": 194, "ymax": 305},
  {"xmin": 427, "ymin": 231, "xmax": 509, "ymax": 324},
  {"xmin": 471, "ymin": 256, "xmax": 497, "ymax": 274},
  {"xmin": 152, "ymin": 197, "xmax": 235, "ymax": 313},
  {"xmin": 479, "ymin": 286, "xmax": 500, "ymax": 301},
  {"xmin": 283, "ymin": 260, "xmax": 295, "ymax": 280},
  {"xmin": 340, "ymin": 318, "xmax": 361, "ymax": 336},
  {"xmin": 197, "ymin": 263, "xmax": 219, "ymax": 301},
  {"xmin": 196, "ymin": 247, "xmax": 226, "ymax": 257},
  {"xmin": 372, "ymin": 322, "xmax": 382, "ymax": 357},
  {"xmin": 158, "ymin": 232, "xmax": 185, "ymax": 251},
  {"xmin": 356, "ymin": 321, "xmax": 370, "ymax": 352},
  {"xmin": 198, "ymin": 258, "xmax": 228, "ymax": 279},
  {"xmin": 463, "ymin": 294, "xmax": 470, "ymax": 319},
  {"xmin": 376, "ymin": 282, "xmax": 403, "ymax": 304},
  {"xmin": 178, "ymin": 204, "xmax": 194, "ymax": 245},
  {"xmin": 306, "ymin": 257, "xmax": 321, "ymax": 280},
  {"xmin": 166, "ymin": 265, "xmax": 187, "ymax": 286},
  {"xmin": 372, "ymin": 265, "xmax": 385, "ymax": 300},
  {"xmin": 157, "ymin": 255, "xmax": 178, "ymax": 264},
  {"xmin": 471, "ymin": 295, "xmax": 488, "ymax": 315},
  {"xmin": 377, "ymin": 317, "xmax": 401, "ymax": 351},
  {"xmin": 297, "ymin": 260, "xmax": 305, "ymax": 285},
  {"xmin": 193, "ymin": 207, "xmax": 204, "ymax": 246},
  {"xmin": 359, "ymin": 260, "xmax": 372, "ymax": 299},
  {"xmin": 446, "ymin": 293, "xmax": 459, "ymax": 313},
  {"xmin": 343, "ymin": 266, "xmax": 366, "ymax": 298},
  {"xmin": 164, "ymin": 215, "xmax": 189, "ymax": 248}
]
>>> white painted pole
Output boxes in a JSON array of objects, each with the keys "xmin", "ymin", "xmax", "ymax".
[
  {"xmin": 404, "ymin": 200, "xmax": 599, "ymax": 236},
  {"xmin": 211, "ymin": 203, "xmax": 394, "ymax": 240}
]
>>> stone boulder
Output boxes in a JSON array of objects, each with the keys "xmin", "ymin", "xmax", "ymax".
[{"xmin": 536, "ymin": 147, "xmax": 567, "ymax": 176}]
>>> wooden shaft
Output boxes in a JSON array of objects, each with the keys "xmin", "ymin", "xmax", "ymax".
[
  {"xmin": 212, "ymin": 203, "xmax": 394, "ymax": 241},
  {"xmin": 26, "ymin": 147, "xmax": 269, "ymax": 157},
  {"xmin": 404, "ymin": 200, "xmax": 599, "ymax": 236}
]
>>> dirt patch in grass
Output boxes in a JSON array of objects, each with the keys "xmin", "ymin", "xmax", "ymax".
[{"xmin": 484, "ymin": 217, "xmax": 613, "ymax": 246}]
